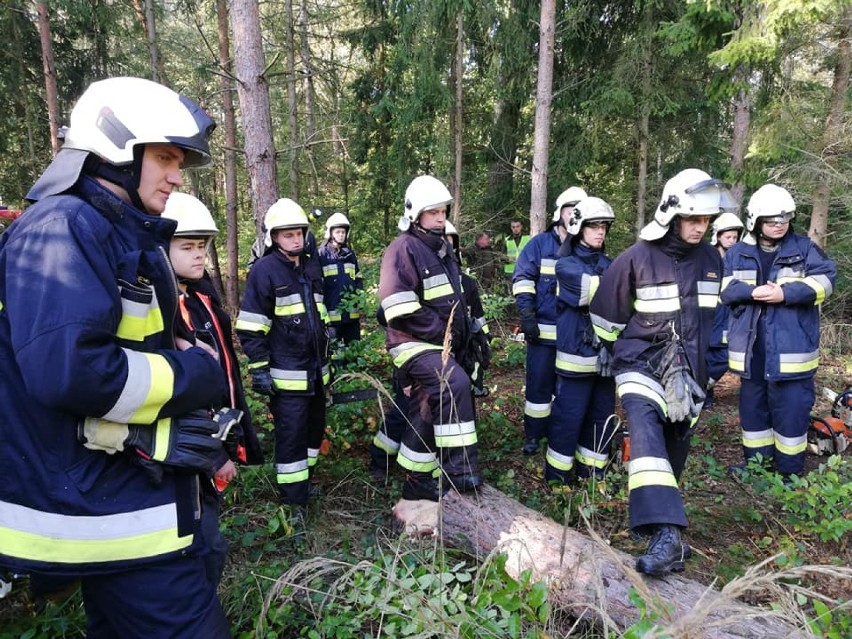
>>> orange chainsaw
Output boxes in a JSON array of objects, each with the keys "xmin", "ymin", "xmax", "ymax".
[{"xmin": 809, "ymin": 386, "xmax": 852, "ymax": 456}]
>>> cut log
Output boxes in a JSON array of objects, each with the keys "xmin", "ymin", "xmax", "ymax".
[{"xmin": 393, "ymin": 485, "xmax": 807, "ymax": 639}]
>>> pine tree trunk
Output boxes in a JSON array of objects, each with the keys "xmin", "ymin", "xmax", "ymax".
[
  {"xmin": 35, "ymin": 2, "xmax": 59, "ymax": 156},
  {"xmin": 285, "ymin": 0, "xmax": 300, "ymax": 200},
  {"xmin": 394, "ymin": 486, "xmax": 806, "ymax": 639},
  {"xmin": 529, "ymin": 0, "xmax": 556, "ymax": 236}
]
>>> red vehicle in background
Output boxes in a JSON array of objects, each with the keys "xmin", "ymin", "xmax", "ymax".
[{"xmin": 0, "ymin": 207, "xmax": 21, "ymax": 234}]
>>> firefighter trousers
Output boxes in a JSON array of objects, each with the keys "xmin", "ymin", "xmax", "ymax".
[
  {"xmin": 270, "ymin": 387, "xmax": 326, "ymax": 505},
  {"xmin": 523, "ymin": 341, "xmax": 557, "ymax": 441},
  {"xmin": 739, "ymin": 374, "xmax": 813, "ymax": 475},
  {"xmin": 396, "ymin": 350, "xmax": 478, "ymax": 479},
  {"xmin": 545, "ymin": 375, "xmax": 616, "ymax": 484},
  {"xmin": 621, "ymin": 394, "xmax": 691, "ymax": 532}
]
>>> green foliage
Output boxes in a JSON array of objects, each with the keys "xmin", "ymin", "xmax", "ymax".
[
  {"xmin": 621, "ymin": 587, "xmax": 674, "ymax": 639},
  {"xmin": 806, "ymin": 596, "xmax": 852, "ymax": 639}
]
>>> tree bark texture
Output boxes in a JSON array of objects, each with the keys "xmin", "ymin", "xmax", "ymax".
[
  {"xmin": 807, "ymin": 5, "xmax": 851, "ymax": 248},
  {"xmin": 217, "ymin": 0, "xmax": 241, "ymax": 313},
  {"xmin": 396, "ymin": 485, "xmax": 806, "ymax": 639},
  {"xmin": 230, "ymin": 0, "xmax": 280, "ymax": 245},
  {"xmin": 35, "ymin": 2, "xmax": 59, "ymax": 156},
  {"xmin": 451, "ymin": 11, "xmax": 464, "ymax": 228},
  {"xmin": 529, "ymin": 0, "xmax": 556, "ymax": 236},
  {"xmin": 285, "ymin": 0, "xmax": 300, "ymax": 201},
  {"xmin": 298, "ymin": 0, "xmax": 319, "ymax": 199}
]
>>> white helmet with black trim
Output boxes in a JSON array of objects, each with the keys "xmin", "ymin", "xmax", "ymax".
[
  {"xmin": 552, "ymin": 186, "xmax": 588, "ymax": 222},
  {"xmin": 264, "ymin": 198, "xmax": 309, "ymax": 248},
  {"xmin": 746, "ymin": 184, "xmax": 795, "ymax": 233},
  {"xmin": 639, "ymin": 168, "xmax": 738, "ymax": 241},
  {"xmin": 711, "ymin": 211, "xmax": 744, "ymax": 245},
  {"xmin": 400, "ymin": 175, "xmax": 452, "ymax": 231},
  {"xmin": 162, "ymin": 192, "xmax": 218, "ymax": 242},
  {"xmin": 324, "ymin": 211, "xmax": 351, "ymax": 241},
  {"xmin": 565, "ymin": 196, "xmax": 615, "ymax": 236},
  {"xmin": 27, "ymin": 77, "xmax": 216, "ymax": 207}
]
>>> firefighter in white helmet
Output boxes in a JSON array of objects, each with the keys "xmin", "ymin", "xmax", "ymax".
[
  {"xmin": 0, "ymin": 77, "xmax": 232, "ymax": 635},
  {"xmin": 317, "ymin": 212, "xmax": 363, "ymax": 347},
  {"xmin": 236, "ymin": 198, "xmax": 330, "ymax": 516},
  {"xmin": 513, "ymin": 185, "xmax": 587, "ymax": 456},
  {"xmin": 591, "ymin": 168, "xmax": 736, "ymax": 576},
  {"xmin": 547, "ymin": 197, "xmax": 617, "ymax": 488},
  {"xmin": 705, "ymin": 211, "xmax": 745, "ymax": 409},
  {"xmin": 378, "ymin": 175, "xmax": 481, "ymax": 501},
  {"xmin": 721, "ymin": 184, "xmax": 836, "ymax": 482}
]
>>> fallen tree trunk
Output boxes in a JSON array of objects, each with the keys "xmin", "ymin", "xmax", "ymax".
[{"xmin": 393, "ymin": 485, "xmax": 807, "ymax": 639}]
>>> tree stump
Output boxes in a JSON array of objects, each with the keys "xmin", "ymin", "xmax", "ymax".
[{"xmin": 394, "ymin": 485, "xmax": 807, "ymax": 639}]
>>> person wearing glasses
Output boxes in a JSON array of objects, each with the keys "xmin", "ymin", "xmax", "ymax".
[{"xmin": 721, "ymin": 184, "xmax": 836, "ymax": 484}]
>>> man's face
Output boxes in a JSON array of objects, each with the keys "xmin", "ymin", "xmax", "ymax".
[
  {"xmin": 476, "ymin": 233, "xmax": 490, "ymax": 249},
  {"xmin": 677, "ymin": 215, "xmax": 712, "ymax": 244},
  {"xmin": 138, "ymin": 143, "xmax": 185, "ymax": 215},
  {"xmin": 759, "ymin": 216, "xmax": 791, "ymax": 242},
  {"xmin": 510, "ymin": 221, "xmax": 522, "ymax": 235},
  {"xmin": 580, "ymin": 221, "xmax": 608, "ymax": 250},
  {"xmin": 273, "ymin": 228, "xmax": 304, "ymax": 257},
  {"xmin": 169, "ymin": 237, "xmax": 208, "ymax": 281},
  {"xmin": 331, "ymin": 227, "xmax": 347, "ymax": 244},
  {"xmin": 560, "ymin": 205, "xmax": 575, "ymax": 227},
  {"xmin": 717, "ymin": 229, "xmax": 740, "ymax": 249},
  {"xmin": 419, "ymin": 207, "xmax": 446, "ymax": 233}
]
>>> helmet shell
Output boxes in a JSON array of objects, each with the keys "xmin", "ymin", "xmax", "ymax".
[
  {"xmin": 162, "ymin": 192, "xmax": 218, "ymax": 238},
  {"xmin": 640, "ymin": 168, "xmax": 738, "ymax": 241},
  {"xmin": 324, "ymin": 211, "xmax": 351, "ymax": 240},
  {"xmin": 552, "ymin": 186, "xmax": 588, "ymax": 222},
  {"xmin": 710, "ymin": 211, "xmax": 744, "ymax": 245},
  {"xmin": 264, "ymin": 198, "xmax": 309, "ymax": 247},
  {"xmin": 746, "ymin": 184, "xmax": 795, "ymax": 232},
  {"xmin": 400, "ymin": 176, "xmax": 452, "ymax": 230},
  {"xmin": 565, "ymin": 196, "xmax": 615, "ymax": 236}
]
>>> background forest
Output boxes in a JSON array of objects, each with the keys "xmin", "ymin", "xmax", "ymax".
[{"xmin": 1, "ymin": 1, "xmax": 851, "ymax": 638}]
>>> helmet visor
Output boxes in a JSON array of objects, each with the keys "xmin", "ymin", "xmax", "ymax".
[
  {"xmin": 166, "ymin": 96, "xmax": 217, "ymax": 168},
  {"xmin": 685, "ymin": 178, "xmax": 739, "ymax": 214}
]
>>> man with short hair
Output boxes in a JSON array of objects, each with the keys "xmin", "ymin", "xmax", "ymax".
[
  {"xmin": 0, "ymin": 77, "xmax": 232, "ymax": 636},
  {"xmin": 504, "ymin": 219, "xmax": 530, "ymax": 279}
]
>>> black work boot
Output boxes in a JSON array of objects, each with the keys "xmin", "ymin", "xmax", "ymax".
[
  {"xmin": 521, "ymin": 438, "xmax": 540, "ymax": 456},
  {"xmin": 448, "ymin": 473, "xmax": 482, "ymax": 493},
  {"xmin": 635, "ymin": 525, "xmax": 691, "ymax": 576},
  {"xmin": 402, "ymin": 473, "xmax": 447, "ymax": 502}
]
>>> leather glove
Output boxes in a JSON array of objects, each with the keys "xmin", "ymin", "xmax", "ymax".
[
  {"xmin": 472, "ymin": 332, "xmax": 492, "ymax": 370},
  {"xmin": 212, "ymin": 408, "xmax": 244, "ymax": 461},
  {"xmin": 519, "ymin": 314, "xmax": 539, "ymax": 340},
  {"xmin": 251, "ymin": 366, "xmax": 275, "ymax": 396},
  {"xmin": 660, "ymin": 350, "xmax": 705, "ymax": 423},
  {"xmin": 129, "ymin": 409, "xmax": 225, "ymax": 475}
]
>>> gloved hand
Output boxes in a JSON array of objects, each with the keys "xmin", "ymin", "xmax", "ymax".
[
  {"xmin": 129, "ymin": 409, "xmax": 225, "ymax": 476},
  {"xmin": 212, "ymin": 407, "xmax": 244, "ymax": 461},
  {"xmin": 471, "ymin": 331, "xmax": 492, "ymax": 370},
  {"xmin": 519, "ymin": 313, "xmax": 539, "ymax": 340},
  {"xmin": 251, "ymin": 366, "xmax": 275, "ymax": 396},
  {"xmin": 659, "ymin": 344, "xmax": 705, "ymax": 423}
]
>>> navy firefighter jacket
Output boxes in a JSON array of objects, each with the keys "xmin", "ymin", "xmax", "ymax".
[
  {"xmin": 378, "ymin": 228, "xmax": 468, "ymax": 367},
  {"xmin": 554, "ymin": 242, "xmax": 612, "ymax": 377},
  {"xmin": 589, "ymin": 231, "xmax": 722, "ymax": 392},
  {"xmin": 512, "ymin": 226, "xmax": 563, "ymax": 344},
  {"xmin": 317, "ymin": 241, "xmax": 363, "ymax": 325},
  {"xmin": 0, "ymin": 177, "xmax": 226, "ymax": 575},
  {"xmin": 236, "ymin": 248, "xmax": 330, "ymax": 394},
  {"xmin": 720, "ymin": 231, "xmax": 835, "ymax": 381}
]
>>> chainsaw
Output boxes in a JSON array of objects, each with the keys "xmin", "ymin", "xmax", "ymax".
[{"xmin": 809, "ymin": 386, "xmax": 852, "ymax": 456}]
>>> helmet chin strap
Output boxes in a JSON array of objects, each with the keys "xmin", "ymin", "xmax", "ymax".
[{"xmin": 84, "ymin": 147, "xmax": 146, "ymax": 211}]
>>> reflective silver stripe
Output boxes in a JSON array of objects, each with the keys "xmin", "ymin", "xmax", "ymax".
[
  {"xmin": 779, "ymin": 351, "xmax": 819, "ymax": 373},
  {"xmin": 423, "ymin": 273, "xmax": 453, "ymax": 300},
  {"xmin": 779, "ymin": 351, "xmax": 819, "ymax": 364},
  {"xmin": 628, "ymin": 456, "xmax": 673, "ymax": 475},
  {"xmin": 576, "ymin": 444, "xmax": 607, "ymax": 463},
  {"xmin": 524, "ymin": 400, "xmax": 551, "ymax": 418},
  {"xmin": 308, "ymin": 447, "xmax": 319, "ymax": 462},
  {"xmin": 344, "ymin": 264, "xmax": 356, "ymax": 277},
  {"xmin": 275, "ymin": 293, "xmax": 302, "ymax": 307},
  {"xmin": 276, "ymin": 460, "xmax": 309, "ymax": 474},
  {"xmin": 578, "ymin": 273, "xmax": 599, "ymax": 307},
  {"xmin": 0, "ymin": 500, "xmax": 178, "ymax": 540},
  {"xmin": 103, "ymin": 349, "xmax": 172, "ymax": 424},
  {"xmin": 236, "ymin": 311, "xmax": 272, "ymax": 330},
  {"xmin": 382, "ymin": 291, "xmax": 421, "ymax": 320},
  {"xmin": 590, "ymin": 313, "xmax": 625, "ymax": 338},
  {"xmin": 775, "ymin": 432, "xmax": 807, "ymax": 454},
  {"xmin": 472, "ymin": 316, "xmax": 487, "ymax": 332},
  {"xmin": 374, "ymin": 430, "xmax": 400, "ymax": 452},
  {"xmin": 803, "ymin": 274, "xmax": 833, "ymax": 303},
  {"xmin": 615, "ymin": 372, "xmax": 666, "ymax": 413},
  {"xmin": 729, "ymin": 350, "xmax": 746, "ymax": 371},
  {"xmin": 513, "ymin": 279, "xmax": 535, "ymax": 295},
  {"xmin": 398, "ymin": 446, "xmax": 437, "ymax": 464},
  {"xmin": 538, "ymin": 323, "xmax": 556, "ymax": 340},
  {"xmin": 388, "ymin": 341, "xmax": 443, "ymax": 367},
  {"xmin": 776, "ymin": 266, "xmax": 804, "ymax": 281},
  {"xmin": 540, "ymin": 259, "xmax": 556, "ymax": 275},
  {"xmin": 322, "ymin": 265, "xmax": 338, "ymax": 277},
  {"xmin": 434, "ymin": 420, "xmax": 476, "ymax": 438},
  {"xmin": 697, "ymin": 279, "xmax": 719, "ymax": 308},
  {"xmin": 555, "ymin": 351, "xmax": 598, "ymax": 373},
  {"xmin": 732, "ymin": 269, "xmax": 757, "ymax": 285},
  {"xmin": 314, "ymin": 293, "xmax": 324, "ymax": 305},
  {"xmin": 545, "ymin": 446, "xmax": 574, "ymax": 470},
  {"xmin": 635, "ymin": 284, "xmax": 679, "ymax": 313}
]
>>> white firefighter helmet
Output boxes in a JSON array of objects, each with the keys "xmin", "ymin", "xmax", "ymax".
[
  {"xmin": 639, "ymin": 168, "xmax": 738, "ymax": 241},
  {"xmin": 552, "ymin": 186, "xmax": 588, "ymax": 222},
  {"xmin": 746, "ymin": 184, "xmax": 795, "ymax": 233},
  {"xmin": 324, "ymin": 211, "xmax": 351, "ymax": 240},
  {"xmin": 27, "ymin": 77, "xmax": 215, "ymax": 203},
  {"xmin": 565, "ymin": 196, "xmax": 615, "ymax": 236},
  {"xmin": 264, "ymin": 198, "xmax": 309, "ymax": 247},
  {"xmin": 162, "ymin": 192, "xmax": 218, "ymax": 239},
  {"xmin": 400, "ymin": 175, "xmax": 452, "ymax": 231},
  {"xmin": 710, "ymin": 211, "xmax": 744, "ymax": 245}
]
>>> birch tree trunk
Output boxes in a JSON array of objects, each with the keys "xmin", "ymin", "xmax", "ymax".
[
  {"xmin": 230, "ymin": 0, "xmax": 280, "ymax": 245},
  {"xmin": 35, "ymin": 2, "xmax": 59, "ymax": 156},
  {"xmin": 217, "ymin": 0, "xmax": 241, "ymax": 313},
  {"xmin": 807, "ymin": 5, "xmax": 851, "ymax": 248},
  {"xmin": 529, "ymin": 0, "xmax": 556, "ymax": 236}
]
